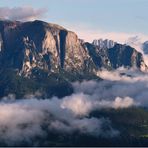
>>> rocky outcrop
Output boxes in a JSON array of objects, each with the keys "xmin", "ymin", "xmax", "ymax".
[
  {"xmin": 84, "ymin": 42, "xmax": 147, "ymax": 71},
  {"xmin": 92, "ymin": 39, "xmax": 116, "ymax": 49},
  {"xmin": 0, "ymin": 20, "xmax": 94, "ymax": 76}
]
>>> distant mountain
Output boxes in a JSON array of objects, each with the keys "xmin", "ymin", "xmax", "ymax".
[
  {"xmin": 0, "ymin": 19, "xmax": 147, "ymax": 98},
  {"xmin": 92, "ymin": 39, "xmax": 116, "ymax": 49}
]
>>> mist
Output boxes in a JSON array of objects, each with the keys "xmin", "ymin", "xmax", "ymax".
[
  {"xmin": 0, "ymin": 68, "xmax": 148, "ymax": 145},
  {"xmin": 0, "ymin": 97, "xmax": 119, "ymax": 146}
]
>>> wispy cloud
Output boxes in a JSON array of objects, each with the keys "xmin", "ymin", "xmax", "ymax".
[
  {"xmin": 60, "ymin": 22, "xmax": 148, "ymax": 44},
  {"xmin": 76, "ymin": 28, "xmax": 148, "ymax": 44},
  {"xmin": 0, "ymin": 6, "xmax": 47, "ymax": 21}
]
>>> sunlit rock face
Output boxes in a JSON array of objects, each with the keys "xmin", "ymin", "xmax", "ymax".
[{"xmin": 0, "ymin": 20, "xmax": 94, "ymax": 76}]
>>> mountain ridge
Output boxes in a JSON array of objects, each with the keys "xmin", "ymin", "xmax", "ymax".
[
  {"xmin": 0, "ymin": 19, "xmax": 147, "ymax": 98},
  {"xmin": 0, "ymin": 19, "xmax": 147, "ymax": 76}
]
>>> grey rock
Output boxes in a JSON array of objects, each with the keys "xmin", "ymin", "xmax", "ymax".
[
  {"xmin": 0, "ymin": 20, "xmax": 94, "ymax": 76},
  {"xmin": 84, "ymin": 42, "xmax": 147, "ymax": 71}
]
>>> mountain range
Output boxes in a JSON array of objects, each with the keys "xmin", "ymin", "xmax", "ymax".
[{"xmin": 0, "ymin": 19, "xmax": 147, "ymax": 98}]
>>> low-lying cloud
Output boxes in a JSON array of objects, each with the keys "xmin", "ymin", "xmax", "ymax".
[
  {"xmin": 1, "ymin": 68, "xmax": 148, "ymax": 145},
  {"xmin": 0, "ymin": 6, "xmax": 47, "ymax": 21},
  {"xmin": 0, "ymin": 96, "xmax": 119, "ymax": 146},
  {"xmin": 84, "ymin": 68, "xmax": 148, "ymax": 107},
  {"xmin": 61, "ymin": 93, "xmax": 135, "ymax": 116}
]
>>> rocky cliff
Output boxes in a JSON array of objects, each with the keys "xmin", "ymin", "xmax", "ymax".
[
  {"xmin": 0, "ymin": 20, "xmax": 95, "ymax": 77},
  {"xmin": 84, "ymin": 42, "xmax": 147, "ymax": 71}
]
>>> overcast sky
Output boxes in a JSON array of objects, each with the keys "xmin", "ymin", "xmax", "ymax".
[{"xmin": 0, "ymin": 0, "xmax": 148, "ymax": 43}]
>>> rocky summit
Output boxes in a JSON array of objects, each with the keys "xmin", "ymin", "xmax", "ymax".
[
  {"xmin": 0, "ymin": 20, "xmax": 95, "ymax": 77},
  {"xmin": 92, "ymin": 39, "xmax": 116, "ymax": 49}
]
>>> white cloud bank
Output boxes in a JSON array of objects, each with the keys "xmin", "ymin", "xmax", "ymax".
[
  {"xmin": 61, "ymin": 93, "xmax": 135, "ymax": 116},
  {"xmin": 0, "ymin": 97, "xmax": 119, "ymax": 146},
  {"xmin": 1, "ymin": 68, "xmax": 148, "ymax": 145},
  {"xmin": 0, "ymin": 6, "xmax": 47, "ymax": 21}
]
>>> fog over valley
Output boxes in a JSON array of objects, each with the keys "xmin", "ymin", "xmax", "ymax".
[{"xmin": 0, "ymin": 68, "xmax": 147, "ymax": 146}]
